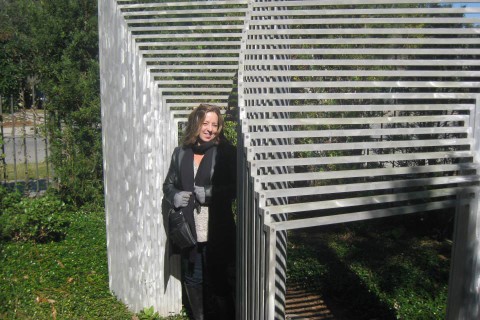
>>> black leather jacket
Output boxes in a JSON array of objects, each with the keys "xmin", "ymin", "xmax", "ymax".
[
  {"xmin": 163, "ymin": 146, "xmax": 215, "ymax": 208},
  {"xmin": 162, "ymin": 142, "xmax": 237, "ymax": 267}
]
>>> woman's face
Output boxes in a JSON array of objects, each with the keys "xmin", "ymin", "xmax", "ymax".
[{"xmin": 198, "ymin": 111, "xmax": 219, "ymax": 143}]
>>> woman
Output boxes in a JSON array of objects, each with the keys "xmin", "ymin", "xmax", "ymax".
[{"xmin": 163, "ymin": 104, "xmax": 237, "ymax": 320}]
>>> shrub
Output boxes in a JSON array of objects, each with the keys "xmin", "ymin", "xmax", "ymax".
[
  {"xmin": 0, "ymin": 185, "xmax": 23, "ymax": 212},
  {"xmin": 0, "ymin": 194, "xmax": 72, "ymax": 242}
]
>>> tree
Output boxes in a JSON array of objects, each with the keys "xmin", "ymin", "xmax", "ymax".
[
  {"xmin": 1, "ymin": 0, "xmax": 102, "ymax": 206},
  {"xmin": 0, "ymin": 0, "xmax": 37, "ymax": 99},
  {"xmin": 35, "ymin": 0, "xmax": 102, "ymax": 206}
]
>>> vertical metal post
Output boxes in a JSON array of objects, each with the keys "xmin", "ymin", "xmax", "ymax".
[
  {"xmin": 447, "ymin": 189, "xmax": 480, "ymax": 320},
  {"xmin": 43, "ymin": 105, "xmax": 49, "ymax": 187},
  {"xmin": 236, "ymin": 126, "xmax": 247, "ymax": 320},
  {"xmin": 10, "ymin": 96, "xmax": 17, "ymax": 186},
  {"xmin": 0, "ymin": 96, "xmax": 6, "ymax": 182},
  {"xmin": 22, "ymin": 91, "xmax": 29, "ymax": 191},
  {"xmin": 32, "ymin": 83, "xmax": 40, "ymax": 192},
  {"xmin": 265, "ymin": 225, "xmax": 277, "ymax": 320},
  {"xmin": 445, "ymin": 99, "xmax": 480, "ymax": 320}
]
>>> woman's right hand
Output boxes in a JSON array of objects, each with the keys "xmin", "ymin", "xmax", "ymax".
[{"xmin": 173, "ymin": 191, "xmax": 192, "ymax": 208}]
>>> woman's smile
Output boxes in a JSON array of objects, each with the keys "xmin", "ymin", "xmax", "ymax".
[{"xmin": 199, "ymin": 112, "xmax": 219, "ymax": 142}]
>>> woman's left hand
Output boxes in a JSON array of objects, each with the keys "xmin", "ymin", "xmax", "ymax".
[{"xmin": 194, "ymin": 185, "xmax": 206, "ymax": 204}]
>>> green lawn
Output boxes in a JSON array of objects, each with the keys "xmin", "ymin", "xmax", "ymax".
[
  {"xmin": 0, "ymin": 210, "xmax": 134, "ymax": 319},
  {"xmin": 287, "ymin": 213, "xmax": 452, "ymax": 320},
  {"xmin": 1, "ymin": 161, "xmax": 51, "ymax": 181},
  {"xmin": 0, "ymin": 198, "xmax": 188, "ymax": 320},
  {"xmin": 1, "ymin": 191, "xmax": 451, "ymax": 320}
]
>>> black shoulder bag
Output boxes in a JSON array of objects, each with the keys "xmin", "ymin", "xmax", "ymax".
[{"xmin": 168, "ymin": 208, "xmax": 196, "ymax": 249}]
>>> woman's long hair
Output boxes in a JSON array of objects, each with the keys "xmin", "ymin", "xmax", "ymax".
[{"xmin": 182, "ymin": 104, "xmax": 224, "ymax": 146}]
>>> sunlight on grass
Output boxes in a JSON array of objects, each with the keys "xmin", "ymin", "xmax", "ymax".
[{"xmin": 0, "ymin": 162, "xmax": 50, "ymax": 181}]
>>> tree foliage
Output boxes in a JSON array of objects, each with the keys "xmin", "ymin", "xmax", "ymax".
[{"xmin": 1, "ymin": 0, "xmax": 102, "ymax": 206}]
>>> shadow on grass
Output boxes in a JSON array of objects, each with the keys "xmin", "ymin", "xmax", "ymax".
[
  {"xmin": 288, "ymin": 230, "xmax": 396, "ymax": 320},
  {"xmin": 287, "ymin": 214, "xmax": 452, "ymax": 320}
]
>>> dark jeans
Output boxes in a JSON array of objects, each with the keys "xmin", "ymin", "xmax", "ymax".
[
  {"xmin": 183, "ymin": 243, "xmax": 207, "ymax": 287},
  {"xmin": 182, "ymin": 243, "xmax": 235, "ymax": 320}
]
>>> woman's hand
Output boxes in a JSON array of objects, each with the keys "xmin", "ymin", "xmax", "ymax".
[
  {"xmin": 174, "ymin": 191, "xmax": 191, "ymax": 208},
  {"xmin": 194, "ymin": 185, "xmax": 206, "ymax": 204}
]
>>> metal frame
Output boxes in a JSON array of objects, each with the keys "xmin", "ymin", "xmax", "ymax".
[{"xmin": 99, "ymin": 0, "xmax": 480, "ymax": 318}]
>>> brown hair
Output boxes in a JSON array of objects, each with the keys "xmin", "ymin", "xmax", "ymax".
[{"xmin": 182, "ymin": 103, "xmax": 224, "ymax": 146}]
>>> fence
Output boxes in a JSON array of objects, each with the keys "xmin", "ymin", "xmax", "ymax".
[
  {"xmin": 99, "ymin": 1, "xmax": 480, "ymax": 319},
  {"xmin": 0, "ymin": 94, "xmax": 52, "ymax": 194}
]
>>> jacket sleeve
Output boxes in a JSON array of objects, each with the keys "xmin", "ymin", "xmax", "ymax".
[{"xmin": 163, "ymin": 148, "xmax": 182, "ymax": 207}]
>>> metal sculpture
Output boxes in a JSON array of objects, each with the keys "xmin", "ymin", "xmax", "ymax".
[{"xmin": 99, "ymin": 1, "xmax": 480, "ymax": 318}]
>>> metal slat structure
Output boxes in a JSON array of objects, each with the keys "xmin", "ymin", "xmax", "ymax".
[
  {"xmin": 98, "ymin": 0, "xmax": 248, "ymax": 316},
  {"xmin": 236, "ymin": 1, "xmax": 480, "ymax": 319},
  {"xmin": 99, "ymin": 0, "xmax": 480, "ymax": 319}
]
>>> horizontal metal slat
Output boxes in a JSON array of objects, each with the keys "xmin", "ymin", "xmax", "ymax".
[
  {"xmin": 126, "ymin": 16, "xmax": 245, "ymax": 24},
  {"xmin": 250, "ymin": 7, "xmax": 480, "ymax": 16},
  {"xmin": 247, "ymin": 38, "xmax": 480, "ymax": 45},
  {"xmin": 159, "ymin": 87, "xmax": 233, "ymax": 93},
  {"xmin": 243, "ymin": 59, "xmax": 480, "ymax": 67},
  {"xmin": 242, "ymin": 81, "xmax": 480, "ymax": 89},
  {"xmin": 156, "ymin": 80, "xmax": 233, "ymax": 85},
  {"xmin": 130, "ymin": 25, "xmax": 245, "ymax": 31},
  {"xmin": 261, "ymin": 174, "xmax": 480, "ymax": 198},
  {"xmin": 134, "ymin": 33, "xmax": 243, "ymax": 39},
  {"xmin": 243, "ymin": 48, "xmax": 480, "ymax": 55},
  {"xmin": 252, "ymin": 0, "xmax": 480, "ymax": 8},
  {"xmin": 144, "ymin": 57, "xmax": 239, "ymax": 62},
  {"xmin": 150, "ymin": 65, "xmax": 238, "ymax": 70},
  {"xmin": 242, "ymin": 92, "xmax": 478, "ymax": 100},
  {"xmin": 118, "ymin": 1, "xmax": 248, "ymax": 9},
  {"xmin": 250, "ymin": 151, "xmax": 474, "ymax": 169},
  {"xmin": 242, "ymin": 104, "xmax": 474, "ymax": 113},
  {"xmin": 153, "ymin": 72, "xmax": 236, "ymax": 77},
  {"xmin": 249, "ymin": 138, "xmax": 473, "ymax": 154},
  {"xmin": 122, "ymin": 8, "xmax": 248, "ymax": 16},
  {"xmin": 269, "ymin": 200, "xmax": 460, "ymax": 231},
  {"xmin": 164, "ymin": 95, "xmax": 230, "ymax": 101},
  {"xmin": 255, "ymin": 162, "xmax": 478, "ymax": 184},
  {"xmin": 250, "ymin": 17, "xmax": 480, "ymax": 26},
  {"xmin": 248, "ymin": 28, "xmax": 480, "ymax": 35},
  {"xmin": 143, "ymin": 49, "xmax": 240, "ymax": 54},
  {"xmin": 138, "ymin": 41, "xmax": 241, "ymax": 47},
  {"xmin": 243, "ymin": 70, "xmax": 480, "ymax": 77},
  {"xmin": 244, "ymin": 115, "xmax": 469, "ymax": 126},
  {"xmin": 245, "ymin": 127, "xmax": 472, "ymax": 140},
  {"xmin": 264, "ymin": 186, "xmax": 475, "ymax": 215}
]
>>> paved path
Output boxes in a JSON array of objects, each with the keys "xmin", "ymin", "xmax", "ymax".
[
  {"xmin": 2, "ymin": 135, "xmax": 47, "ymax": 164},
  {"xmin": 1, "ymin": 125, "xmax": 47, "ymax": 164}
]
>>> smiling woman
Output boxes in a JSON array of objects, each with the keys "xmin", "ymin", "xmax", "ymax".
[
  {"xmin": 198, "ymin": 111, "xmax": 219, "ymax": 143},
  {"xmin": 163, "ymin": 104, "xmax": 237, "ymax": 320}
]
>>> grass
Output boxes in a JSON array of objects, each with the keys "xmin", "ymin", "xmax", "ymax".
[
  {"xmin": 0, "ymin": 206, "xmax": 186, "ymax": 320},
  {"xmin": 0, "ymin": 161, "xmax": 51, "ymax": 181},
  {"xmin": 1, "ymin": 188, "xmax": 452, "ymax": 320},
  {"xmin": 287, "ymin": 212, "xmax": 452, "ymax": 320}
]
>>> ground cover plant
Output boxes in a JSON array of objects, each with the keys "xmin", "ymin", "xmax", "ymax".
[
  {"xmin": 1, "ymin": 184, "xmax": 452, "ymax": 319},
  {"xmin": 0, "ymin": 187, "xmax": 186, "ymax": 320},
  {"xmin": 287, "ymin": 211, "xmax": 452, "ymax": 320}
]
